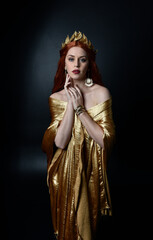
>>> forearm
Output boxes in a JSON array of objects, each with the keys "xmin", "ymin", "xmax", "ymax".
[
  {"xmin": 78, "ymin": 111, "xmax": 104, "ymax": 149},
  {"xmin": 54, "ymin": 102, "xmax": 74, "ymax": 149}
]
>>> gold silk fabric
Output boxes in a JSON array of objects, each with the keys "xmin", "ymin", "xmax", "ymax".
[{"xmin": 42, "ymin": 97, "xmax": 115, "ymax": 240}]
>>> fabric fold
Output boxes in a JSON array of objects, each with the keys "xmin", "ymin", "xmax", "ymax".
[{"xmin": 42, "ymin": 97, "xmax": 115, "ymax": 240}]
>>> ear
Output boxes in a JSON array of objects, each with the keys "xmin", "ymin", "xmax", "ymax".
[{"xmin": 65, "ymin": 67, "xmax": 68, "ymax": 74}]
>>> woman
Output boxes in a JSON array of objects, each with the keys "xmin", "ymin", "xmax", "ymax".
[{"xmin": 42, "ymin": 31, "xmax": 115, "ymax": 240}]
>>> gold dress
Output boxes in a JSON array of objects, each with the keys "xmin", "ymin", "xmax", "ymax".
[{"xmin": 42, "ymin": 97, "xmax": 115, "ymax": 240}]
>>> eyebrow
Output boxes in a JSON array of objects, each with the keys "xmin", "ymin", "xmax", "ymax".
[{"xmin": 67, "ymin": 54, "xmax": 87, "ymax": 58}]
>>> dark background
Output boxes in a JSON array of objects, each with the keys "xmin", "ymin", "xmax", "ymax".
[{"xmin": 1, "ymin": 0, "xmax": 153, "ymax": 239}]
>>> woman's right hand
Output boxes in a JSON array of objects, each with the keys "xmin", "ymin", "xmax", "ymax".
[{"xmin": 64, "ymin": 74, "xmax": 73, "ymax": 102}]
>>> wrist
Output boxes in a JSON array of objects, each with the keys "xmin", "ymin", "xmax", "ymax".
[
  {"xmin": 78, "ymin": 110, "xmax": 86, "ymax": 117},
  {"xmin": 75, "ymin": 105, "xmax": 86, "ymax": 116},
  {"xmin": 67, "ymin": 101, "xmax": 74, "ymax": 110}
]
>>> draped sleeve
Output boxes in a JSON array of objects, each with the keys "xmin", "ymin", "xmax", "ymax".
[
  {"xmin": 86, "ymin": 98, "xmax": 115, "ymax": 216},
  {"xmin": 90, "ymin": 98, "xmax": 115, "ymax": 163},
  {"xmin": 41, "ymin": 97, "xmax": 67, "ymax": 171},
  {"xmin": 88, "ymin": 98, "xmax": 114, "ymax": 143}
]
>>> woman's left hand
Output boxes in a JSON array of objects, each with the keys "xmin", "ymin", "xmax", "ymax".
[{"xmin": 68, "ymin": 85, "xmax": 84, "ymax": 110}]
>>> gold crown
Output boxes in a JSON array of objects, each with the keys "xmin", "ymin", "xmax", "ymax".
[{"xmin": 61, "ymin": 31, "xmax": 97, "ymax": 53}]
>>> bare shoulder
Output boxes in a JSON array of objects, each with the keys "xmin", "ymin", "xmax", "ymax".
[
  {"xmin": 93, "ymin": 84, "xmax": 111, "ymax": 104},
  {"xmin": 50, "ymin": 89, "xmax": 67, "ymax": 102}
]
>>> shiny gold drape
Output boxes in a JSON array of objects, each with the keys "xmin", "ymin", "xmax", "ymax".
[{"xmin": 42, "ymin": 97, "xmax": 115, "ymax": 240}]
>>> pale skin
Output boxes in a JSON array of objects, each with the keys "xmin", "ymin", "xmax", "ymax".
[{"xmin": 51, "ymin": 46, "xmax": 111, "ymax": 149}]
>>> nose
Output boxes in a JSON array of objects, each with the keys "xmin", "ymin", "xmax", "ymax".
[{"xmin": 74, "ymin": 58, "xmax": 80, "ymax": 67}]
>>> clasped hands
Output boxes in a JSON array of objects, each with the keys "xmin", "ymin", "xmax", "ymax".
[{"xmin": 64, "ymin": 74, "xmax": 84, "ymax": 111}]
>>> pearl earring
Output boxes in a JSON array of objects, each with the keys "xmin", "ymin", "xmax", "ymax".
[
  {"xmin": 85, "ymin": 69, "xmax": 93, "ymax": 87},
  {"xmin": 85, "ymin": 78, "xmax": 94, "ymax": 87}
]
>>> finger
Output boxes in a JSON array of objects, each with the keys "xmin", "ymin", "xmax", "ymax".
[
  {"xmin": 65, "ymin": 75, "xmax": 72, "ymax": 89},
  {"xmin": 68, "ymin": 89, "xmax": 75, "ymax": 100},
  {"xmin": 64, "ymin": 82, "xmax": 71, "ymax": 88},
  {"xmin": 65, "ymin": 73, "xmax": 70, "ymax": 84},
  {"xmin": 68, "ymin": 88, "xmax": 78, "ymax": 101},
  {"xmin": 72, "ymin": 86, "xmax": 81, "ymax": 98},
  {"xmin": 67, "ymin": 75, "xmax": 74, "ymax": 87},
  {"xmin": 75, "ymin": 85, "xmax": 82, "ymax": 96},
  {"xmin": 68, "ymin": 88, "xmax": 75, "ymax": 96},
  {"xmin": 66, "ymin": 90, "xmax": 71, "ymax": 99},
  {"xmin": 69, "ymin": 87, "xmax": 78, "ymax": 98}
]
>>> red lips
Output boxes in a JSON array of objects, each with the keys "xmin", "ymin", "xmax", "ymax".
[{"xmin": 72, "ymin": 70, "xmax": 80, "ymax": 74}]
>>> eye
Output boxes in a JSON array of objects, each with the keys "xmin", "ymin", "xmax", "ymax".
[
  {"xmin": 68, "ymin": 57, "xmax": 74, "ymax": 62},
  {"xmin": 80, "ymin": 58, "xmax": 87, "ymax": 63}
]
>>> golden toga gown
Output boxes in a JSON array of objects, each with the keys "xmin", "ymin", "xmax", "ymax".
[{"xmin": 42, "ymin": 97, "xmax": 115, "ymax": 240}]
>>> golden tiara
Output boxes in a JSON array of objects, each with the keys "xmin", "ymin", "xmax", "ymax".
[{"xmin": 61, "ymin": 31, "xmax": 97, "ymax": 53}]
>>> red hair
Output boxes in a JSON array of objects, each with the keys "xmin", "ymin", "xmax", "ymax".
[{"xmin": 52, "ymin": 41, "xmax": 104, "ymax": 93}]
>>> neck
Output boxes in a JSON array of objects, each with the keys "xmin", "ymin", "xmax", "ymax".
[
  {"xmin": 73, "ymin": 78, "xmax": 94, "ymax": 95},
  {"xmin": 73, "ymin": 78, "xmax": 84, "ymax": 86},
  {"xmin": 74, "ymin": 79, "xmax": 87, "ymax": 94}
]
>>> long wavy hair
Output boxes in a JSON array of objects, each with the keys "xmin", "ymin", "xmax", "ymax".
[{"xmin": 52, "ymin": 41, "xmax": 103, "ymax": 93}]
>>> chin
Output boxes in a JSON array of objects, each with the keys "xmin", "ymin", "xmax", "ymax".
[
  {"xmin": 72, "ymin": 76, "xmax": 81, "ymax": 80},
  {"xmin": 71, "ymin": 74, "xmax": 85, "ymax": 81}
]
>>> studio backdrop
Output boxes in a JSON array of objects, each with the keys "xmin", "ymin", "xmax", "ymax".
[{"xmin": 1, "ymin": 0, "xmax": 153, "ymax": 239}]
